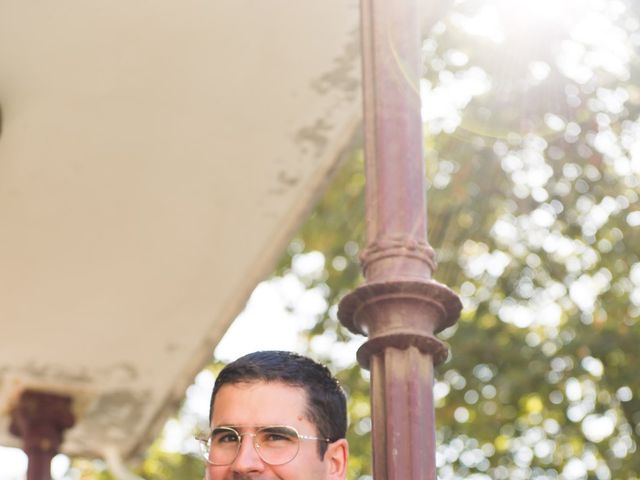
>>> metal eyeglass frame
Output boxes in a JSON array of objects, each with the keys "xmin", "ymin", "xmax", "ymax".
[{"xmin": 196, "ymin": 425, "xmax": 331, "ymax": 466}]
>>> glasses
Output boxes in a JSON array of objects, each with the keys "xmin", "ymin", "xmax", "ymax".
[{"xmin": 196, "ymin": 425, "xmax": 330, "ymax": 466}]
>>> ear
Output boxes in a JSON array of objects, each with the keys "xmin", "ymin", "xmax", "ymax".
[{"xmin": 325, "ymin": 438, "xmax": 349, "ymax": 479}]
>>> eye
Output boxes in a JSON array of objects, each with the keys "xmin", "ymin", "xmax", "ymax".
[
  {"xmin": 211, "ymin": 428, "xmax": 240, "ymax": 446},
  {"xmin": 258, "ymin": 427, "xmax": 297, "ymax": 444}
]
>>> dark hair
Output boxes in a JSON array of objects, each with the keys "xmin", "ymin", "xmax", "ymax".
[{"xmin": 209, "ymin": 350, "xmax": 347, "ymax": 457}]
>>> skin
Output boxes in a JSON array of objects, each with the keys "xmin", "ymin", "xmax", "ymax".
[{"xmin": 206, "ymin": 381, "xmax": 348, "ymax": 480}]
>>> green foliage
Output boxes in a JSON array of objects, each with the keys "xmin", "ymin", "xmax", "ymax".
[
  {"xmin": 281, "ymin": 1, "xmax": 640, "ymax": 479},
  {"xmin": 136, "ymin": 446, "xmax": 204, "ymax": 479}
]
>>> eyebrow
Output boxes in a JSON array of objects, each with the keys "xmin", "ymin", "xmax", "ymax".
[
  {"xmin": 211, "ymin": 424, "xmax": 301, "ymax": 435},
  {"xmin": 212, "ymin": 424, "xmax": 283, "ymax": 430}
]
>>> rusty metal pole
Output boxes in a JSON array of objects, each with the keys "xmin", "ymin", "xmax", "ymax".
[
  {"xmin": 9, "ymin": 391, "xmax": 75, "ymax": 480},
  {"xmin": 338, "ymin": 0, "xmax": 461, "ymax": 479}
]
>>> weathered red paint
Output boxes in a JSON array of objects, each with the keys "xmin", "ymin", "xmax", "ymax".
[
  {"xmin": 9, "ymin": 391, "xmax": 75, "ymax": 480},
  {"xmin": 338, "ymin": 0, "xmax": 461, "ymax": 478}
]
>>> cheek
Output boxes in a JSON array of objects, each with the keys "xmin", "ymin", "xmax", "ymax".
[
  {"xmin": 282, "ymin": 447, "xmax": 326, "ymax": 478},
  {"xmin": 205, "ymin": 464, "xmax": 229, "ymax": 480}
]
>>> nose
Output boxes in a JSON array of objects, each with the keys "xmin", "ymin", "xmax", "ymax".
[{"xmin": 231, "ymin": 434, "xmax": 265, "ymax": 474}]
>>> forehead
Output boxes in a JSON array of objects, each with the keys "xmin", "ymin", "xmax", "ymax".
[{"xmin": 211, "ymin": 381, "xmax": 310, "ymax": 428}]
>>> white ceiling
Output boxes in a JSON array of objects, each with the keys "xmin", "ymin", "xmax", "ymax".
[{"xmin": 0, "ymin": 0, "xmax": 361, "ymax": 460}]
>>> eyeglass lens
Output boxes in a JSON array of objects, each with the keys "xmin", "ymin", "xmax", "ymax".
[{"xmin": 205, "ymin": 426, "xmax": 301, "ymax": 466}]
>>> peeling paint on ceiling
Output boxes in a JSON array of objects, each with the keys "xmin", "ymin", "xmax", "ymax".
[{"xmin": 0, "ymin": 0, "xmax": 362, "ymax": 461}]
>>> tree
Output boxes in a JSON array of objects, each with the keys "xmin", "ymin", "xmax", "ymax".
[{"xmin": 285, "ymin": 0, "xmax": 640, "ymax": 478}]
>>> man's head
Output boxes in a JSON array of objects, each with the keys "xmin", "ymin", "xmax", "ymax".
[{"xmin": 206, "ymin": 351, "xmax": 348, "ymax": 479}]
